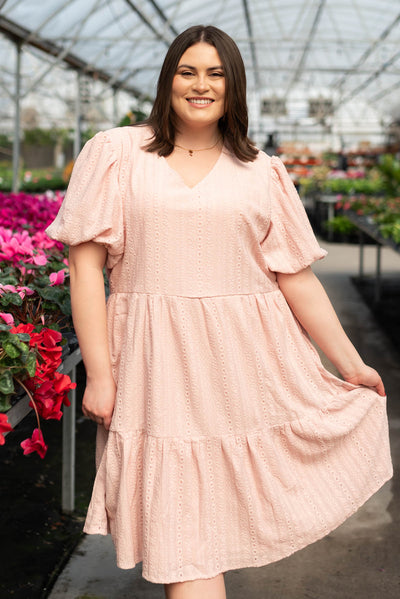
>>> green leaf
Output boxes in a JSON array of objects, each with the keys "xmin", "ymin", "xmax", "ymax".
[
  {"xmin": 16, "ymin": 333, "xmax": 30, "ymax": 343},
  {"xmin": 1, "ymin": 293, "xmax": 23, "ymax": 307},
  {"xmin": 23, "ymin": 352, "xmax": 37, "ymax": 377},
  {"xmin": 60, "ymin": 299, "xmax": 72, "ymax": 316},
  {"xmin": 9, "ymin": 336, "xmax": 29, "ymax": 355},
  {"xmin": 0, "ymin": 371, "xmax": 14, "ymax": 395},
  {"xmin": 0, "ymin": 324, "xmax": 11, "ymax": 332},
  {"xmin": 3, "ymin": 341, "xmax": 20, "ymax": 359},
  {"xmin": 37, "ymin": 287, "xmax": 60, "ymax": 301},
  {"xmin": 0, "ymin": 395, "xmax": 12, "ymax": 411}
]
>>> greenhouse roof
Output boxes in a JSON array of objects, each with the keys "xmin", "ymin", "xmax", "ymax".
[{"xmin": 1, "ymin": 0, "xmax": 400, "ymax": 127}]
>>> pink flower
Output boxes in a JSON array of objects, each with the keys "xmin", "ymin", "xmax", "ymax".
[
  {"xmin": 0, "ymin": 283, "xmax": 35, "ymax": 300},
  {"xmin": 16, "ymin": 286, "xmax": 35, "ymax": 298},
  {"xmin": 0, "ymin": 283, "xmax": 17, "ymax": 294},
  {"xmin": 32, "ymin": 253, "xmax": 47, "ymax": 266},
  {"xmin": 49, "ymin": 269, "xmax": 65, "ymax": 286},
  {"xmin": 0, "ymin": 414, "xmax": 13, "ymax": 445},
  {"xmin": 20, "ymin": 428, "xmax": 48, "ymax": 458},
  {"xmin": 0, "ymin": 312, "xmax": 14, "ymax": 326}
]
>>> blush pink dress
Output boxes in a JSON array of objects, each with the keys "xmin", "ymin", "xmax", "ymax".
[{"xmin": 46, "ymin": 124, "xmax": 392, "ymax": 584}]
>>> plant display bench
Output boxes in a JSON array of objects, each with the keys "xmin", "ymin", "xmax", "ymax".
[
  {"xmin": 5, "ymin": 347, "xmax": 82, "ymax": 513},
  {"xmin": 308, "ymin": 194, "xmax": 339, "ymax": 241},
  {"xmin": 345, "ymin": 210, "xmax": 400, "ymax": 304}
]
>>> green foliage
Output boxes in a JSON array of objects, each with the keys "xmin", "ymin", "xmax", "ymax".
[
  {"xmin": 118, "ymin": 109, "xmax": 147, "ymax": 127},
  {"xmin": 324, "ymin": 215, "xmax": 357, "ymax": 235},
  {"xmin": 0, "ymin": 134, "xmax": 12, "ymax": 149},
  {"xmin": 379, "ymin": 221, "xmax": 400, "ymax": 244},
  {"xmin": 321, "ymin": 177, "xmax": 383, "ymax": 196},
  {"xmin": 0, "ymin": 327, "xmax": 37, "ymax": 404},
  {"xmin": 23, "ymin": 127, "xmax": 72, "ymax": 147},
  {"xmin": 377, "ymin": 154, "xmax": 400, "ymax": 198},
  {"xmin": 0, "ymin": 165, "xmax": 66, "ymax": 192},
  {"xmin": 20, "ymin": 176, "xmax": 66, "ymax": 193}
]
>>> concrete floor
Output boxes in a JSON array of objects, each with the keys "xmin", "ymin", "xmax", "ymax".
[{"xmin": 49, "ymin": 241, "xmax": 400, "ymax": 599}]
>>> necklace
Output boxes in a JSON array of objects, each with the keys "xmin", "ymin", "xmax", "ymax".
[{"xmin": 174, "ymin": 137, "xmax": 221, "ymax": 157}]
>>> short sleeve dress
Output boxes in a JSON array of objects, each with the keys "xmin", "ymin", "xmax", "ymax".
[{"xmin": 46, "ymin": 125, "xmax": 392, "ymax": 584}]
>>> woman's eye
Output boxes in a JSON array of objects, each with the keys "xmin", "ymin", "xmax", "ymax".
[
  {"xmin": 210, "ymin": 72, "xmax": 224, "ymax": 77},
  {"xmin": 180, "ymin": 71, "xmax": 194, "ymax": 76}
]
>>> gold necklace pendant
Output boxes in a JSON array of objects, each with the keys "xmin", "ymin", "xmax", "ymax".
[{"xmin": 175, "ymin": 137, "xmax": 221, "ymax": 157}]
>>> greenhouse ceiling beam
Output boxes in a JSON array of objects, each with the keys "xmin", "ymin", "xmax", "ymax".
[
  {"xmin": 368, "ymin": 77, "xmax": 400, "ymax": 105},
  {"xmin": 124, "ymin": 0, "xmax": 171, "ymax": 46},
  {"xmin": 22, "ymin": 2, "xmax": 105, "ymax": 97},
  {"xmin": 333, "ymin": 11, "xmax": 400, "ymax": 90},
  {"xmin": 241, "ymin": 0, "xmax": 260, "ymax": 88},
  {"xmin": 339, "ymin": 45, "xmax": 400, "ymax": 108},
  {"xmin": 285, "ymin": 0, "xmax": 327, "ymax": 94},
  {"xmin": 145, "ymin": 0, "xmax": 179, "ymax": 37},
  {"xmin": 0, "ymin": 15, "xmax": 142, "ymax": 97}
]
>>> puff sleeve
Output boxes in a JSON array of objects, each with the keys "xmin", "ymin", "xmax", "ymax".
[
  {"xmin": 45, "ymin": 131, "xmax": 124, "ymax": 269},
  {"xmin": 261, "ymin": 155, "xmax": 327, "ymax": 273}
]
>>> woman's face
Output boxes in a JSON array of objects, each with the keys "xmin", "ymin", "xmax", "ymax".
[{"xmin": 171, "ymin": 42, "xmax": 226, "ymax": 132}]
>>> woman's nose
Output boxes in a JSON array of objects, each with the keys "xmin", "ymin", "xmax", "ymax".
[{"xmin": 193, "ymin": 74, "xmax": 209, "ymax": 92}]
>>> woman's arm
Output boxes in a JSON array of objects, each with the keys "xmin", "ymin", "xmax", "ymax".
[
  {"xmin": 69, "ymin": 241, "xmax": 116, "ymax": 429},
  {"xmin": 277, "ymin": 266, "xmax": 385, "ymax": 396}
]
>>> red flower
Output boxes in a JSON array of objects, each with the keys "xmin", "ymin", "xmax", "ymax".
[
  {"xmin": 20, "ymin": 428, "xmax": 48, "ymax": 458},
  {"xmin": 0, "ymin": 414, "xmax": 13, "ymax": 445},
  {"xmin": 31, "ymin": 381, "xmax": 63, "ymax": 420},
  {"xmin": 38, "ymin": 328, "xmax": 62, "ymax": 347},
  {"xmin": 53, "ymin": 372, "xmax": 76, "ymax": 407},
  {"xmin": 10, "ymin": 322, "xmax": 35, "ymax": 336}
]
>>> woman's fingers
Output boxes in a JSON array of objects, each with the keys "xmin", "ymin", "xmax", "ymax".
[{"xmin": 375, "ymin": 378, "xmax": 386, "ymax": 397}]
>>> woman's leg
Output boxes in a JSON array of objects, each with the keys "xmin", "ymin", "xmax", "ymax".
[{"xmin": 164, "ymin": 573, "xmax": 226, "ymax": 599}]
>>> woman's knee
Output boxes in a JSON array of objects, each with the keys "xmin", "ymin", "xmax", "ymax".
[{"xmin": 163, "ymin": 572, "xmax": 226, "ymax": 599}]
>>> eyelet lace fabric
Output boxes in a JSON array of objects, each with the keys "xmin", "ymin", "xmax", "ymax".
[{"xmin": 46, "ymin": 125, "xmax": 392, "ymax": 584}]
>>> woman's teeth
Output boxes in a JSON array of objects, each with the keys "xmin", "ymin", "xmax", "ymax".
[{"xmin": 187, "ymin": 98, "xmax": 213, "ymax": 104}]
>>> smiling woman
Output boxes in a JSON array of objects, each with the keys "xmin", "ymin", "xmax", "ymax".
[
  {"xmin": 144, "ymin": 25, "xmax": 258, "ymax": 162},
  {"xmin": 45, "ymin": 23, "xmax": 392, "ymax": 599}
]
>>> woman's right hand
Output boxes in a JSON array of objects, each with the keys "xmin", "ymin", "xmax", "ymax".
[{"xmin": 82, "ymin": 376, "xmax": 116, "ymax": 430}]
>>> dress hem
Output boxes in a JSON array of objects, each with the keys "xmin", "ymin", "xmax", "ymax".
[{"xmin": 83, "ymin": 469, "xmax": 393, "ymax": 584}]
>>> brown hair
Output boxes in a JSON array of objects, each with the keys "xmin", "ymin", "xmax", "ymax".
[{"xmin": 141, "ymin": 25, "xmax": 258, "ymax": 162}]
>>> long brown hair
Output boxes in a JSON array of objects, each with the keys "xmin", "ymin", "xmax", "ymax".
[{"xmin": 142, "ymin": 25, "xmax": 258, "ymax": 162}]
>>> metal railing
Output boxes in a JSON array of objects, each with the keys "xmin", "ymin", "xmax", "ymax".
[{"xmin": 5, "ymin": 347, "xmax": 82, "ymax": 513}]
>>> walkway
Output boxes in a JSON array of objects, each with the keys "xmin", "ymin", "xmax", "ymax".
[{"xmin": 49, "ymin": 240, "xmax": 400, "ymax": 599}]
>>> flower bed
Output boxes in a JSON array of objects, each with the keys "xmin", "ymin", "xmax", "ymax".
[
  {"xmin": 0, "ymin": 191, "xmax": 75, "ymax": 458},
  {"xmin": 336, "ymin": 195, "xmax": 400, "ymax": 245}
]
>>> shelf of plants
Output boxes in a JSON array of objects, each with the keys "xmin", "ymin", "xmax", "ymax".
[{"xmin": 0, "ymin": 190, "xmax": 77, "ymax": 460}]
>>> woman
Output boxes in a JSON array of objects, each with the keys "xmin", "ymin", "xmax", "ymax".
[{"xmin": 46, "ymin": 25, "xmax": 392, "ymax": 599}]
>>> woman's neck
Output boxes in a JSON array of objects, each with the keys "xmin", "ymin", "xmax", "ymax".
[{"xmin": 174, "ymin": 125, "xmax": 221, "ymax": 150}]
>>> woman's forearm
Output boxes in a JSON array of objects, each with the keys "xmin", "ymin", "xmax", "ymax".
[
  {"xmin": 276, "ymin": 267, "xmax": 364, "ymax": 379},
  {"xmin": 69, "ymin": 243, "xmax": 113, "ymax": 383}
]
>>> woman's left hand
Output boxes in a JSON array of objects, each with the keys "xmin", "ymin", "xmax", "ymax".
[{"xmin": 344, "ymin": 365, "xmax": 386, "ymax": 397}]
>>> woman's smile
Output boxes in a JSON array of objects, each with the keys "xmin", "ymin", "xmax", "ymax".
[{"xmin": 186, "ymin": 97, "xmax": 215, "ymax": 107}]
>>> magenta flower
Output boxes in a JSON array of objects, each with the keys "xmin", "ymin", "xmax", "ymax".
[
  {"xmin": 32, "ymin": 253, "xmax": 48, "ymax": 266},
  {"xmin": 0, "ymin": 227, "xmax": 47, "ymax": 266},
  {"xmin": 0, "ymin": 283, "xmax": 35, "ymax": 299},
  {"xmin": 49, "ymin": 269, "xmax": 65, "ymax": 286},
  {"xmin": 0, "ymin": 312, "xmax": 14, "ymax": 326}
]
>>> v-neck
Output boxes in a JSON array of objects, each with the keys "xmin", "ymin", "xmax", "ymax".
[{"xmin": 161, "ymin": 147, "xmax": 226, "ymax": 191}]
